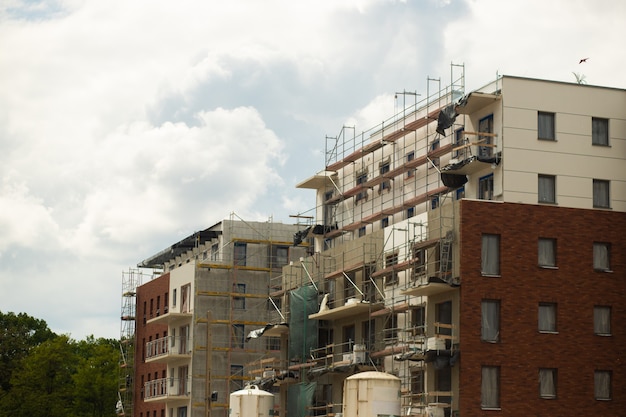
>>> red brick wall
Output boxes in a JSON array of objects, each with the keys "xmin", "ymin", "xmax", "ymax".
[
  {"xmin": 135, "ymin": 273, "xmax": 169, "ymax": 417},
  {"xmin": 459, "ymin": 200, "xmax": 625, "ymax": 416}
]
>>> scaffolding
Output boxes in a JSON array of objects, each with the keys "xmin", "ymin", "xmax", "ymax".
[{"xmin": 279, "ymin": 64, "xmax": 474, "ymax": 417}]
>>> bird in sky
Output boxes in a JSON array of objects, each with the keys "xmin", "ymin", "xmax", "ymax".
[{"xmin": 579, "ymin": 57, "xmax": 589, "ymax": 64}]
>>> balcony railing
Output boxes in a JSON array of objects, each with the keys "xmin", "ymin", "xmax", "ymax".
[
  {"xmin": 144, "ymin": 377, "xmax": 191, "ymax": 401},
  {"xmin": 145, "ymin": 336, "xmax": 191, "ymax": 361}
]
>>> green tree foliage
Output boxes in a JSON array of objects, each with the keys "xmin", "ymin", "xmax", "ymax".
[
  {"xmin": 0, "ymin": 313, "xmax": 119, "ymax": 417},
  {"xmin": 0, "ymin": 311, "xmax": 56, "ymax": 392},
  {"xmin": 1, "ymin": 335, "xmax": 76, "ymax": 417},
  {"xmin": 73, "ymin": 337, "xmax": 119, "ymax": 417}
]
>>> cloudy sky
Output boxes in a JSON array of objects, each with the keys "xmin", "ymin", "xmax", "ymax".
[{"xmin": 1, "ymin": 0, "xmax": 624, "ymax": 340}]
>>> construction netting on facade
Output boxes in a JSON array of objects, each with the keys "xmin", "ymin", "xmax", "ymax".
[
  {"xmin": 288, "ymin": 285, "xmax": 319, "ymax": 363},
  {"xmin": 287, "ymin": 382, "xmax": 317, "ymax": 417}
]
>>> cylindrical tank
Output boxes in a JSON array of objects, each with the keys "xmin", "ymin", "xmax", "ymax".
[
  {"xmin": 342, "ymin": 371, "xmax": 401, "ymax": 417},
  {"xmin": 229, "ymin": 385, "xmax": 275, "ymax": 417}
]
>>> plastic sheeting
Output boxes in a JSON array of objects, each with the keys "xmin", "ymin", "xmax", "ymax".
[
  {"xmin": 288, "ymin": 285, "xmax": 319, "ymax": 362},
  {"xmin": 287, "ymin": 382, "xmax": 317, "ymax": 417}
]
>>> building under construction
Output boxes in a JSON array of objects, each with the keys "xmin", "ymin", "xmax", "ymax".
[
  {"xmin": 267, "ymin": 68, "xmax": 626, "ymax": 416},
  {"xmin": 126, "ymin": 215, "xmax": 307, "ymax": 417},
  {"xmin": 123, "ymin": 67, "xmax": 625, "ymax": 417}
]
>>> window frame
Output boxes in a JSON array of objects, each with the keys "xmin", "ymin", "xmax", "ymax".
[
  {"xmin": 481, "ymin": 366, "xmax": 500, "ymax": 409},
  {"xmin": 233, "ymin": 283, "xmax": 246, "ymax": 310},
  {"xmin": 592, "ymin": 117, "xmax": 609, "ymax": 146},
  {"xmin": 593, "ymin": 306, "xmax": 611, "ymax": 336},
  {"xmin": 481, "ymin": 234, "xmax": 500, "ymax": 276},
  {"xmin": 538, "ymin": 302, "xmax": 557, "ymax": 333},
  {"xmin": 592, "ymin": 179, "xmax": 610, "ymax": 208},
  {"xmin": 538, "ymin": 174, "xmax": 556, "ymax": 204},
  {"xmin": 594, "ymin": 370, "xmax": 612, "ymax": 400},
  {"xmin": 539, "ymin": 368, "xmax": 557, "ymax": 399},
  {"xmin": 405, "ymin": 151, "xmax": 415, "ymax": 178},
  {"xmin": 478, "ymin": 174, "xmax": 494, "ymax": 201},
  {"xmin": 593, "ymin": 242, "xmax": 611, "ymax": 272},
  {"xmin": 538, "ymin": 111, "xmax": 556, "ymax": 141},
  {"xmin": 481, "ymin": 299, "xmax": 500, "ymax": 343},
  {"xmin": 538, "ymin": 238, "xmax": 557, "ymax": 268}
]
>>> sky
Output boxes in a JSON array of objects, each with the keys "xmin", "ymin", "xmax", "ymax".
[{"xmin": 1, "ymin": 0, "xmax": 625, "ymax": 340}]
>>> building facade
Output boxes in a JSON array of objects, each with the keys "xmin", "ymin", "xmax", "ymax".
[
  {"xmin": 130, "ymin": 218, "xmax": 307, "ymax": 417},
  {"xmin": 271, "ymin": 72, "xmax": 625, "ymax": 416}
]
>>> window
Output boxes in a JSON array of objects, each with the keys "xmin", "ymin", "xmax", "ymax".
[
  {"xmin": 172, "ymin": 289, "xmax": 177, "ymax": 307},
  {"xmin": 478, "ymin": 115, "xmax": 494, "ymax": 157},
  {"xmin": 381, "ymin": 216, "xmax": 389, "ymax": 228},
  {"xmin": 355, "ymin": 171, "xmax": 368, "ymax": 203},
  {"xmin": 481, "ymin": 300, "xmax": 500, "ymax": 342},
  {"xmin": 379, "ymin": 159, "xmax": 391, "ymax": 192},
  {"xmin": 481, "ymin": 366, "xmax": 500, "ymax": 409},
  {"xmin": 233, "ymin": 283, "xmax": 245, "ymax": 309},
  {"xmin": 342, "ymin": 324, "xmax": 355, "ymax": 352},
  {"xmin": 592, "ymin": 117, "xmax": 609, "ymax": 146},
  {"xmin": 180, "ymin": 284, "xmax": 191, "ymax": 313},
  {"xmin": 456, "ymin": 187, "xmax": 465, "ymax": 200},
  {"xmin": 538, "ymin": 238, "xmax": 557, "ymax": 267},
  {"xmin": 481, "ymin": 234, "xmax": 500, "ymax": 276},
  {"xmin": 384, "ymin": 314, "xmax": 398, "ymax": 341},
  {"xmin": 234, "ymin": 242, "xmax": 247, "ymax": 266},
  {"xmin": 478, "ymin": 174, "xmax": 494, "ymax": 200},
  {"xmin": 406, "ymin": 151, "xmax": 415, "ymax": 178},
  {"xmin": 273, "ymin": 245, "xmax": 289, "ymax": 267},
  {"xmin": 593, "ymin": 179, "xmax": 610, "ymax": 208},
  {"xmin": 594, "ymin": 306, "xmax": 611, "ymax": 335},
  {"xmin": 406, "ymin": 207, "xmax": 415, "ymax": 219},
  {"xmin": 384, "ymin": 252, "xmax": 399, "ymax": 286},
  {"xmin": 538, "ymin": 303, "xmax": 557, "ymax": 332},
  {"xmin": 413, "ymin": 246, "xmax": 426, "ymax": 278},
  {"xmin": 230, "ymin": 365, "xmax": 244, "ymax": 391},
  {"xmin": 595, "ymin": 370, "xmax": 612, "ymax": 400},
  {"xmin": 430, "ymin": 195, "xmax": 439, "ymax": 209},
  {"xmin": 538, "ymin": 174, "xmax": 556, "ymax": 204},
  {"xmin": 593, "ymin": 242, "xmax": 611, "ymax": 271},
  {"xmin": 344, "ymin": 271, "xmax": 356, "ymax": 300},
  {"xmin": 429, "ymin": 139, "xmax": 440, "ymax": 168},
  {"xmin": 539, "ymin": 368, "xmax": 557, "ymax": 399},
  {"xmin": 231, "ymin": 324, "xmax": 245, "ymax": 348},
  {"xmin": 538, "ymin": 111, "xmax": 555, "ymax": 140},
  {"xmin": 358, "ymin": 226, "xmax": 366, "ymax": 237},
  {"xmin": 454, "ymin": 128, "xmax": 465, "ymax": 158},
  {"xmin": 266, "ymin": 336, "xmax": 281, "ymax": 351}
]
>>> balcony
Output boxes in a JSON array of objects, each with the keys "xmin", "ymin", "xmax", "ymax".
[
  {"xmin": 146, "ymin": 308, "xmax": 192, "ymax": 325},
  {"xmin": 145, "ymin": 336, "xmax": 191, "ymax": 363},
  {"xmin": 144, "ymin": 377, "xmax": 191, "ymax": 402}
]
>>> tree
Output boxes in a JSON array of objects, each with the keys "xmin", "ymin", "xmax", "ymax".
[
  {"xmin": 73, "ymin": 337, "xmax": 119, "ymax": 417},
  {"xmin": 1, "ymin": 335, "xmax": 75, "ymax": 417},
  {"xmin": 0, "ymin": 311, "xmax": 56, "ymax": 392}
]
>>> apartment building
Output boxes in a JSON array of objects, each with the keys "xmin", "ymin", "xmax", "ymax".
[
  {"xmin": 268, "ymin": 71, "xmax": 625, "ymax": 416},
  {"xmin": 127, "ymin": 217, "xmax": 307, "ymax": 417}
]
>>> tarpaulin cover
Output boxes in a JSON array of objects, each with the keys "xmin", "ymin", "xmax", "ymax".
[
  {"xmin": 287, "ymin": 382, "xmax": 317, "ymax": 417},
  {"xmin": 288, "ymin": 285, "xmax": 319, "ymax": 362}
]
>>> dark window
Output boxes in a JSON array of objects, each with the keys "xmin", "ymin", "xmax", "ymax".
[
  {"xmin": 538, "ymin": 112, "xmax": 555, "ymax": 140},
  {"xmin": 406, "ymin": 151, "xmax": 415, "ymax": 178},
  {"xmin": 595, "ymin": 370, "xmax": 612, "ymax": 400},
  {"xmin": 355, "ymin": 171, "xmax": 368, "ymax": 203},
  {"xmin": 358, "ymin": 226, "xmax": 366, "ymax": 237},
  {"xmin": 406, "ymin": 207, "xmax": 415, "ymax": 218},
  {"xmin": 479, "ymin": 115, "xmax": 494, "ymax": 157},
  {"xmin": 233, "ymin": 283, "xmax": 245, "ymax": 309},
  {"xmin": 538, "ymin": 174, "xmax": 556, "ymax": 203},
  {"xmin": 594, "ymin": 306, "xmax": 611, "ymax": 335},
  {"xmin": 234, "ymin": 242, "xmax": 247, "ymax": 266},
  {"xmin": 593, "ymin": 179, "xmax": 610, "ymax": 208},
  {"xmin": 479, "ymin": 174, "xmax": 494, "ymax": 200},
  {"xmin": 592, "ymin": 117, "xmax": 609, "ymax": 146}
]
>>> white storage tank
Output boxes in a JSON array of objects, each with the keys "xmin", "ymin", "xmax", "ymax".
[
  {"xmin": 229, "ymin": 385, "xmax": 275, "ymax": 417},
  {"xmin": 342, "ymin": 371, "xmax": 401, "ymax": 417}
]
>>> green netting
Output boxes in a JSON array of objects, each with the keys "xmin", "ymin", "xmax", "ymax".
[
  {"xmin": 288, "ymin": 285, "xmax": 319, "ymax": 362},
  {"xmin": 287, "ymin": 382, "xmax": 317, "ymax": 417}
]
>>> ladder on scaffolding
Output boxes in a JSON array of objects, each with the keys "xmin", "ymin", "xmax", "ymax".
[{"xmin": 439, "ymin": 231, "xmax": 454, "ymax": 284}]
